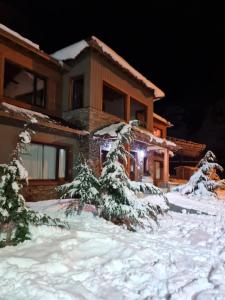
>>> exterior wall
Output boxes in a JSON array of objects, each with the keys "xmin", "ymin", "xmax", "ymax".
[
  {"xmin": 0, "ymin": 43, "xmax": 63, "ymax": 117},
  {"xmin": 61, "ymin": 51, "xmax": 91, "ymax": 127},
  {"xmin": 90, "ymin": 50, "xmax": 154, "ymax": 132},
  {"xmin": 0, "ymin": 122, "xmax": 82, "ymax": 201},
  {"xmin": 62, "ymin": 50, "xmax": 155, "ymax": 132}
]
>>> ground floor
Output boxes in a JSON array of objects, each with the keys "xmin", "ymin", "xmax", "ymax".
[
  {"xmin": 0, "ymin": 193, "xmax": 225, "ymax": 299},
  {"xmin": 0, "ymin": 104, "xmax": 177, "ymax": 201}
]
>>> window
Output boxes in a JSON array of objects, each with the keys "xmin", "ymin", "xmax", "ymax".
[
  {"xmin": 4, "ymin": 60, "xmax": 46, "ymax": 107},
  {"xmin": 130, "ymin": 98, "xmax": 147, "ymax": 128},
  {"xmin": 153, "ymin": 127, "xmax": 162, "ymax": 138},
  {"xmin": 155, "ymin": 161, "xmax": 163, "ymax": 180},
  {"xmin": 130, "ymin": 151, "xmax": 137, "ymax": 180},
  {"xmin": 21, "ymin": 143, "xmax": 67, "ymax": 180},
  {"xmin": 103, "ymin": 83, "xmax": 126, "ymax": 119},
  {"xmin": 144, "ymin": 157, "xmax": 151, "ymax": 176},
  {"xmin": 72, "ymin": 76, "xmax": 84, "ymax": 109},
  {"xmin": 101, "ymin": 149, "xmax": 108, "ymax": 166}
]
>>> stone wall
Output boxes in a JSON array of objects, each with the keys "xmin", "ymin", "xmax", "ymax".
[
  {"xmin": 23, "ymin": 184, "xmax": 59, "ymax": 202},
  {"xmin": 62, "ymin": 107, "xmax": 121, "ymax": 132}
]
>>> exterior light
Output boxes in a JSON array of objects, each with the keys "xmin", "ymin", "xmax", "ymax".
[{"xmin": 138, "ymin": 150, "xmax": 145, "ymax": 159}]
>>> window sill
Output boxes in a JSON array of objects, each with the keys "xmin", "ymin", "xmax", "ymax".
[{"xmin": 1, "ymin": 97, "xmax": 46, "ymax": 113}]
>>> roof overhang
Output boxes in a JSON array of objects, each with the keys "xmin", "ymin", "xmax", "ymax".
[{"xmin": 0, "ymin": 102, "xmax": 89, "ymax": 138}]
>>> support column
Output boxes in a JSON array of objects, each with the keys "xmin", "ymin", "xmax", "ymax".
[
  {"xmin": 163, "ymin": 148, "xmax": 169, "ymax": 183},
  {"xmin": 125, "ymin": 95, "xmax": 130, "ymax": 122}
]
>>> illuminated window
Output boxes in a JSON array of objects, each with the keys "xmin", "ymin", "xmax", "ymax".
[
  {"xmin": 21, "ymin": 143, "xmax": 67, "ymax": 180},
  {"xmin": 153, "ymin": 127, "xmax": 162, "ymax": 137},
  {"xmin": 4, "ymin": 60, "xmax": 46, "ymax": 107},
  {"xmin": 130, "ymin": 98, "xmax": 147, "ymax": 128}
]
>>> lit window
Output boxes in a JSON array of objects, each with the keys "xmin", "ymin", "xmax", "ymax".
[
  {"xmin": 4, "ymin": 60, "xmax": 46, "ymax": 107},
  {"xmin": 153, "ymin": 127, "xmax": 162, "ymax": 137},
  {"xmin": 21, "ymin": 143, "xmax": 67, "ymax": 180}
]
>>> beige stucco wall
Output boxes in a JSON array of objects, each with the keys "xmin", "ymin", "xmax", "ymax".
[{"xmin": 0, "ymin": 122, "xmax": 84, "ymax": 201}]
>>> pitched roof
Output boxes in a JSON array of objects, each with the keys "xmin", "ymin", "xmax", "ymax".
[
  {"xmin": 153, "ymin": 113, "xmax": 173, "ymax": 127},
  {"xmin": 52, "ymin": 36, "xmax": 165, "ymax": 100},
  {"xmin": 0, "ymin": 23, "xmax": 66, "ymax": 70},
  {"xmin": 168, "ymin": 136, "xmax": 206, "ymax": 158},
  {"xmin": 94, "ymin": 122, "xmax": 178, "ymax": 151}
]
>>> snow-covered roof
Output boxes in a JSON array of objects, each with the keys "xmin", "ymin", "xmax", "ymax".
[
  {"xmin": 51, "ymin": 40, "xmax": 89, "ymax": 61},
  {"xmin": 52, "ymin": 36, "xmax": 165, "ymax": 99},
  {"xmin": 153, "ymin": 113, "xmax": 173, "ymax": 127},
  {"xmin": 0, "ymin": 102, "xmax": 88, "ymax": 137},
  {"xmin": 0, "ymin": 23, "xmax": 40, "ymax": 49},
  {"xmin": 94, "ymin": 122, "xmax": 177, "ymax": 150}
]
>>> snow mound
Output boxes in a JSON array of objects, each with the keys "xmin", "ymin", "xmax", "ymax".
[{"xmin": 0, "ymin": 194, "xmax": 225, "ymax": 299}]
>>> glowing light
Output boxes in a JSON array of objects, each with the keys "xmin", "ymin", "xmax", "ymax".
[{"xmin": 138, "ymin": 150, "xmax": 145, "ymax": 159}]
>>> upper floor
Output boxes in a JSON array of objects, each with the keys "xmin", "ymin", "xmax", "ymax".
[
  {"xmin": 0, "ymin": 24, "xmax": 170, "ymax": 136},
  {"xmin": 0, "ymin": 24, "xmax": 65, "ymax": 118}
]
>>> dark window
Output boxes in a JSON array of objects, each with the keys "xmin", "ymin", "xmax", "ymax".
[
  {"xmin": 144, "ymin": 157, "xmax": 151, "ymax": 176},
  {"xmin": 153, "ymin": 127, "xmax": 162, "ymax": 137},
  {"xmin": 4, "ymin": 60, "xmax": 46, "ymax": 107},
  {"xmin": 21, "ymin": 143, "xmax": 67, "ymax": 180},
  {"xmin": 103, "ymin": 83, "xmax": 126, "ymax": 119},
  {"xmin": 72, "ymin": 76, "xmax": 84, "ymax": 109},
  {"xmin": 130, "ymin": 98, "xmax": 147, "ymax": 128},
  {"xmin": 101, "ymin": 149, "xmax": 108, "ymax": 166}
]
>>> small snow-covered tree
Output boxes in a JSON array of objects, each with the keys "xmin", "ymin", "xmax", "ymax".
[
  {"xmin": 0, "ymin": 122, "xmax": 67, "ymax": 248},
  {"xmin": 98, "ymin": 121, "xmax": 168, "ymax": 231},
  {"xmin": 59, "ymin": 158, "xmax": 100, "ymax": 216},
  {"xmin": 175, "ymin": 150, "xmax": 225, "ymax": 197}
]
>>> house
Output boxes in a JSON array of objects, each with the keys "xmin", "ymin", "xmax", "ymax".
[
  {"xmin": 0, "ymin": 24, "xmax": 178, "ymax": 201},
  {"xmin": 168, "ymin": 136, "xmax": 206, "ymax": 180}
]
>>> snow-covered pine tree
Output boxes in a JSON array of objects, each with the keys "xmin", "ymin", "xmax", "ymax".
[
  {"xmin": 59, "ymin": 158, "xmax": 100, "ymax": 216},
  {"xmin": 0, "ymin": 122, "xmax": 68, "ymax": 248},
  {"xmin": 98, "ymin": 121, "xmax": 168, "ymax": 231},
  {"xmin": 175, "ymin": 150, "xmax": 225, "ymax": 197}
]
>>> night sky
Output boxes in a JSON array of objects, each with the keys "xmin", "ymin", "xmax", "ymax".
[{"xmin": 1, "ymin": 1, "xmax": 225, "ymax": 162}]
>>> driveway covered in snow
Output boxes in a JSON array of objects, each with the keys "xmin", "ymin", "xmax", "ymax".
[{"xmin": 0, "ymin": 193, "xmax": 225, "ymax": 300}]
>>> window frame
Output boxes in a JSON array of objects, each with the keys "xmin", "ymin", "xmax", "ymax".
[
  {"xmin": 70, "ymin": 75, "xmax": 84, "ymax": 110},
  {"xmin": 3, "ymin": 59, "xmax": 47, "ymax": 108},
  {"xmin": 153, "ymin": 127, "xmax": 163, "ymax": 138},
  {"xmin": 21, "ymin": 141, "xmax": 69, "ymax": 182},
  {"xmin": 130, "ymin": 97, "xmax": 148, "ymax": 128},
  {"xmin": 102, "ymin": 81, "xmax": 127, "ymax": 120}
]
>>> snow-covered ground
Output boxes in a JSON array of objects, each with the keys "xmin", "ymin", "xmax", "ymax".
[{"xmin": 1, "ymin": 193, "xmax": 225, "ymax": 300}]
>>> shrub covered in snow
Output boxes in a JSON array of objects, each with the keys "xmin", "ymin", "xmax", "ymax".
[
  {"xmin": 98, "ymin": 121, "xmax": 168, "ymax": 231},
  {"xmin": 59, "ymin": 159, "xmax": 100, "ymax": 215},
  {"xmin": 174, "ymin": 150, "xmax": 225, "ymax": 197},
  {"xmin": 0, "ymin": 124, "xmax": 68, "ymax": 248}
]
